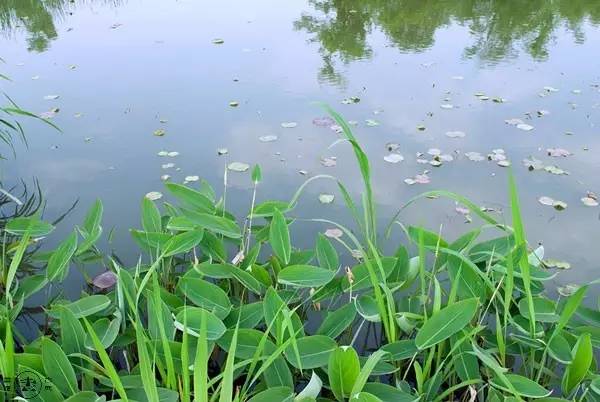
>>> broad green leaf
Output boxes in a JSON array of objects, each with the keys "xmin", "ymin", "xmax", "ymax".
[
  {"xmin": 175, "ymin": 307, "xmax": 226, "ymax": 340},
  {"xmin": 82, "ymin": 199, "xmax": 103, "ymax": 235},
  {"xmin": 270, "ymin": 208, "xmax": 291, "ymax": 265},
  {"xmin": 64, "ymin": 391, "xmax": 103, "ymax": 401},
  {"xmin": 5, "ymin": 217, "xmax": 54, "ymax": 237},
  {"xmin": 518, "ymin": 297, "xmax": 558, "ymax": 323},
  {"xmin": 381, "ymin": 340, "xmax": 418, "ymax": 361},
  {"xmin": 329, "ymin": 346, "xmax": 360, "ymax": 400},
  {"xmin": 58, "ymin": 306, "xmax": 86, "ymax": 355},
  {"xmin": 247, "ymin": 387, "xmax": 293, "ymax": 402},
  {"xmin": 223, "ymin": 302, "xmax": 264, "ymax": 329},
  {"xmin": 60, "ymin": 295, "xmax": 111, "ymax": 318},
  {"xmin": 316, "ymin": 303, "xmax": 356, "ymax": 338},
  {"xmin": 183, "ymin": 213, "xmax": 240, "ymax": 238},
  {"xmin": 47, "ymin": 231, "xmax": 78, "ymax": 282},
  {"xmin": 415, "ymin": 298, "xmax": 478, "ymax": 349},
  {"xmin": 316, "ymin": 233, "xmax": 338, "ymax": 271},
  {"xmin": 251, "ymin": 164, "xmax": 262, "ymax": 183},
  {"xmin": 491, "ymin": 374, "xmax": 552, "ymax": 398},
  {"xmin": 41, "ymin": 337, "xmax": 78, "ymax": 396},
  {"xmin": 356, "ymin": 294, "xmax": 381, "ymax": 322},
  {"xmin": 562, "ymin": 333, "xmax": 593, "ymax": 394},
  {"xmin": 163, "ymin": 229, "xmax": 204, "ymax": 256},
  {"xmin": 165, "ymin": 183, "xmax": 215, "ymax": 214},
  {"xmin": 362, "ymin": 383, "xmax": 419, "ymax": 402},
  {"xmin": 141, "ymin": 197, "xmax": 162, "ymax": 232},
  {"xmin": 341, "ymin": 257, "xmax": 397, "ymax": 292},
  {"xmin": 278, "ymin": 265, "xmax": 335, "ymax": 288},
  {"xmin": 548, "ymin": 333, "xmax": 573, "ymax": 364},
  {"xmin": 284, "ymin": 335, "xmax": 336, "ymax": 369},
  {"xmin": 178, "ymin": 277, "xmax": 232, "ymax": 319},
  {"xmin": 84, "ymin": 317, "xmax": 121, "ymax": 349}
]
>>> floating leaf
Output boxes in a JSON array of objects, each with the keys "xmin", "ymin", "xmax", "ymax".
[
  {"xmin": 505, "ymin": 118, "xmax": 524, "ymax": 125},
  {"xmin": 582, "ymin": 197, "xmax": 599, "ymax": 207},
  {"xmin": 318, "ymin": 194, "xmax": 335, "ymax": 204},
  {"xmin": 320, "ymin": 157, "xmax": 337, "ymax": 167},
  {"xmin": 440, "ymin": 104, "xmax": 454, "ymax": 109},
  {"xmin": 228, "ymin": 162, "xmax": 250, "ymax": 172},
  {"xmin": 538, "ymin": 196, "xmax": 554, "ymax": 206},
  {"xmin": 365, "ymin": 119, "xmax": 379, "ymax": 127},
  {"xmin": 516, "ymin": 123, "xmax": 534, "ymax": 131},
  {"xmin": 313, "ymin": 116, "xmax": 335, "ymax": 127},
  {"xmin": 259, "ymin": 135, "xmax": 278, "ymax": 142},
  {"xmin": 154, "ymin": 129, "xmax": 166, "ymax": 136},
  {"xmin": 92, "ymin": 271, "xmax": 118, "ymax": 289},
  {"xmin": 465, "ymin": 152, "xmax": 484, "ymax": 162},
  {"xmin": 217, "ymin": 148, "xmax": 228, "ymax": 155},
  {"xmin": 281, "ymin": 122, "xmax": 297, "ymax": 128},
  {"xmin": 446, "ymin": 131, "xmax": 466, "ymax": 138},
  {"xmin": 383, "ymin": 153, "xmax": 404, "ymax": 163},
  {"xmin": 544, "ymin": 86, "xmax": 559, "ymax": 92},
  {"xmin": 324, "ymin": 228, "xmax": 343, "ymax": 239},
  {"xmin": 184, "ymin": 176, "xmax": 199, "ymax": 182},
  {"xmin": 145, "ymin": 191, "xmax": 163, "ymax": 201},
  {"xmin": 212, "ymin": 38, "xmax": 224, "ymax": 44},
  {"xmin": 44, "ymin": 95, "xmax": 60, "ymax": 100},
  {"xmin": 547, "ymin": 148, "xmax": 572, "ymax": 157}
]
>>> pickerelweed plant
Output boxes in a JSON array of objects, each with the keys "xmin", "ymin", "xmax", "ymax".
[{"xmin": 1, "ymin": 107, "xmax": 599, "ymax": 402}]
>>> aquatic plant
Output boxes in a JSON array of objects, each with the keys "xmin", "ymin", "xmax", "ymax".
[{"xmin": 0, "ymin": 109, "xmax": 599, "ymax": 402}]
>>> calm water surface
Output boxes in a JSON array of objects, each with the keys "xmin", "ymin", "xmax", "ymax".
[{"xmin": 2, "ymin": 0, "xmax": 600, "ymax": 298}]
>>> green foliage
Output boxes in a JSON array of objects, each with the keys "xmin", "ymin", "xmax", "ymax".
[{"xmin": 1, "ymin": 109, "xmax": 598, "ymax": 402}]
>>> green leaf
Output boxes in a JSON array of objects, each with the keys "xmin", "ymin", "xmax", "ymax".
[
  {"xmin": 58, "ymin": 307, "xmax": 86, "ymax": 355},
  {"xmin": 60, "ymin": 295, "xmax": 111, "ymax": 318},
  {"xmin": 491, "ymin": 374, "xmax": 552, "ymax": 398},
  {"xmin": 562, "ymin": 332, "xmax": 593, "ymax": 394},
  {"xmin": 247, "ymin": 387, "xmax": 293, "ymax": 402},
  {"xmin": 251, "ymin": 164, "xmax": 262, "ymax": 183},
  {"xmin": 141, "ymin": 197, "xmax": 162, "ymax": 232},
  {"xmin": 223, "ymin": 302, "xmax": 264, "ymax": 329},
  {"xmin": 278, "ymin": 265, "xmax": 335, "ymax": 288},
  {"xmin": 381, "ymin": 340, "xmax": 418, "ymax": 361},
  {"xmin": 82, "ymin": 199, "xmax": 103, "ymax": 235},
  {"xmin": 415, "ymin": 298, "xmax": 478, "ymax": 349},
  {"xmin": 175, "ymin": 307, "xmax": 226, "ymax": 340},
  {"xmin": 41, "ymin": 337, "xmax": 78, "ymax": 396},
  {"xmin": 284, "ymin": 335, "xmax": 336, "ymax": 369},
  {"xmin": 329, "ymin": 346, "xmax": 360, "ymax": 400},
  {"xmin": 64, "ymin": 391, "xmax": 103, "ymax": 401},
  {"xmin": 178, "ymin": 277, "xmax": 232, "ymax": 319},
  {"xmin": 362, "ymin": 383, "xmax": 419, "ymax": 402},
  {"xmin": 84, "ymin": 317, "xmax": 121, "ymax": 349},
  {"xmin": 350, "ymin": 350, "xmax": 388, "ymax": 397},
  {"xmin": 162, "ymin": 229, "xmax": 204, "ymax": 256},
  {"xmin": 270, "ymin": 208, "xmax": 291, "ymax": 265},
  {"xmin": 341, "ymin": 257, "xmax": 397, "ymax": 292},
  {"xmin": 317, "ymin": 303, "xmax": 356, "ymax": 339},
  {"xmin": 183, "ymin": 213, "xmax": 240, "ymax": 238},
  {"xmin": 165, "ymin": 183, "xmax": 215, "ymax": 214},
  {"xmin": 47, "ymin": 231, "xmax": 78, "ymax": 282},
  {"xmin": 518, "ymin": 297, "xmax": 558, "ymax": 323},
  {"xmin": 5, "ymin": 217, "xmax": 54, "ymax": 237},
  {"xmin": 548, "ymin": 333, "xmax": 573, "ymax": 364},
  {"xmin": 316, "ymin": 233, "xmax": 339, "ymax": 271}
]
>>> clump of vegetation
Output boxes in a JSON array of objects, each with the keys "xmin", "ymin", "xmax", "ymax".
[{"xmin": 0, "ymin": 108, "xmax": 598, "ymax": 402}]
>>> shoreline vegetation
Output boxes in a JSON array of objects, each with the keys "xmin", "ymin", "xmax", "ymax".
[{"xmin": 1, "ymin": 102, "xmax": 599, "ymax": 401}]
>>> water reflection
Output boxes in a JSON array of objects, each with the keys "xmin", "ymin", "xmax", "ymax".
[
  {"xmin": 0, "ymin": 0, "xmax": 123, "ymax": 52},
  {"xmin": 295, "ymin": 0, "xmax": 600, "ymax": 84}
]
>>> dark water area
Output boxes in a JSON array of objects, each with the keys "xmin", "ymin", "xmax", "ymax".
[{"xmin": 2, "ymin": 0, "xmax": 600, "ymax": 300}]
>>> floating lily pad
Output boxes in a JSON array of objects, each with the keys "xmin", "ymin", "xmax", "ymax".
[
  {"xmin": 341, "ymin": 96, "xmax": 360, "ymax": 104},
  {"xmin": 228, "ymin": 162, "xmax": 250, "ymax": 172},
  {"xmin": 537, "ymin": 110, "xmax": 550, "ymax": 117},
  {"xmin": 217, "ymin": 148, "xmax": 228, "ymax": 155},
  {"xmin": 405, "ymin": 173, "xmax": 430, "ymax": 185},
  {"xmin": 554, "ymin": 201, "xmax": 568, "ymax": 211},
  {"xmin": 539, "ymin": 196, "xmax": 567, "ymax": 210},
  {"xmin": 312, "ymin": 116, "xmax": 335, "ymax": 127},
  {"xmin": 523, "ymin": 157, "xmax": 544, "ymax": 171},
  {"xmin": 505, "ymin": 118, "xmax": 524, "ymax": 126},
  {"xmin": 330, "ymin": 124, "xmax": 343, "ymax": 133},
  {"xmin": 154, "ymin": 129, "xmax": 166, "ymax": 137},
  {"xmin": 427, "ymin": 148, "xmax": 441, "ymax": 156},
  {"xmin": 465, "ymin": 152, "xmax": 485, "ymax": 162},
  {"xmin": 162, "ymin": 163, "xmax": 175, "ymax": 169},
  {"xmin": 145, "ymin": 191, "xmax": 163, "ymax": 201},
  {"xmin": 544, "ymin": 165, "xmax": 569, "ymax": 175},
  {"xmin": 452, "ymin": 75, "xmax": 464, "ymax": 80},
  {"xmin": 429, "ymin": 160, "xmax": 442, "ymax": 167},
  {"xmin": 318, "ymin": 194, "xmax": 335, "ymax": 204},
  {"xmin": 384, "ymin": 153, "xmax": 404, "ymax": 163},
  {"xmin": 516, "ymin": 123, "xmax": 534, "ymax": 131},
  {"xmin": 440, "ymin": 104, "xmax": 454, "ymax": 109},
  {"xmin": 259, "ymin": 135, "xmax": 278, "ymax": 142},
  {"xmin": 160, "ymin": 174, "xmax": 171, "ymax": 181},
  {"xmin": 386, "ymin": 143, "xmax": 400, "ymax": 152},
  {"xmin": 538, "ymin": 196, "xmax": 555, "ymax": 206},
  {"xmin": 229, "ymin": 101, "xmax": 239, "ymax": 107},
  {"xmin": 544, "ymin": 86, "xmax": 559, "ymax": 92},
  {"xmin": 581, "ymin": 197, "xmax": 599, "ymax": 207},
  {"xmin": 157, "ymin": 151, "xmax": 168, "ymax": 157},
  {"xmin": 92, "ymin": 271, "xmax": 117, "ymax": 289},
  {"xmin": 365, "ymin": 119, "xmax": 379, "ymax": 127},
  {"xmin": 40, "ymin": 108, "xmax": 59, "ymax": 119},
  {"xmin": 44, "ymin": 95, "xmax": 60, "ymax": 100},
  {"xmin": 320, "ymin": 157, "xmax": 337, "ymax": 167},
  {"xmin": 558, "ymin": 284, "xmax": 579, "ymax": 297},
  {"xmin": 110, "ymin": 23, "xmax": 123, "ymax": 29},
  {"xmin": 167, "ymin": 151, "xmax": 179, "ymax": 157},
  {"xmin": 298, "ymin": 170, "xmax": 308, "ymax": 175},
  {"xmin": 184, "ymin": 176, "xmax": 199, "ymax": 182},
  {"xmin": 547, "ymin": 148, "xmax": 571, "ymax": 157},
  {"xmin": 212, "ymin": 38, "xmax": 224, "ymax": 44},
  {"xmin": 544, "ymin": 259, "xmax": 571, "ymax": 270},
  {"xmin": 281, "ymin": 122, "xmax": 297, "ymax": 128},
  {"xmin": 324, "ymin": 228, "xmax": 343, "ymax": 239},
  {"xmin": 446, "ymin": 131, "xmax": 466, "ymax": 138},
  {"xmin": 416, "ymin": 125, "xmax": 426, "ymax": 131},
  {"xmin": 497, "ymin": 160, "xmax": 511, "ymax": 167}
]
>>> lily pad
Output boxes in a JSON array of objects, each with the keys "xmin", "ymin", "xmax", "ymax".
[
  {"xmin": 212, "ymin": 38, "xmax": 225, "ymax": 44},
  {"xmin": 416, "ymin": 125, "xmax": 426, "ymax": 131},
  {"xmin": 465, "ymin": 152, "xmax": 484, "ymax": 162},
  {"xmin": 523, "ymin": 157, "xmax": 544, "ymax": 171},
  {"xmin": 505, "ymin": 118, "xmax": 524, "ymax": 126},
  {"xmin": 145, "ymin": 191, "xmax": 163, "ymax": 201},
  {"xmin": 44, "ymin": 95, "xmax": 60, "ymax": 100},
  {"xmin": 537, "ymin": 110, "xmax": 550, "ymax": 117},
  {"xmin": 160, "ymin": 175, "xmax": 171, "ymax": 181},
  {"xmin": 162, "ymin": 163, "xmax": 175, "ymax": 169},
  {"xmin": 383, "ymin": 153, "xmax": 404, "ymax": 163},
  {"xmin": 312, "ymin": 116, "xmax": 335, "ymax": 127},
  {"xmin": 538, "ymin": 196, "xmax": 555, "ymax": 206},
  {"xmin": 154, "ymin": 129, "xmax": 166, "ymax": 137},
  {"xmin": 341, "ymin": 96, "xmax": 360, "ymax": 104},
  {"xmin": 281, "ymin": 122, "xmax": 297, "ymax": 128},
  {"xmin": 228, "ymin": 162, "xmax": 250, "ymax": 172},
  {"xmin": 324, "ymin": 228, "xmax": 343, "ymax": 239},
  {"xmin": 217, "ymin": 148, "xmax": 228, "ymax": 155},
  {"xmin": 544, "ymin": 86, "xmax": 559, "ymax": 92},
  {"xmin": 497, "ymin": 160, "xmax": 511, "ymax": 167},
  {"xmin": 259, "ymin": 135, "xmax": 278, "ymax": 142},
  {"xmin": 516, "ymin": 123, "xmax": 534, "ymax": 131},
  {"xmin": 365, "ymin": 119, "xmax": 380, "ymax": 127},
  {"xmin": 184, "ymin": 176, "xmax": 200, "ymax": 182},
  {"xmin": 157, "ymin": 151, "xmax": 168, "ymax": 157},
  {"xmin": 40, "ymin": 108, "xmax": 59, "ymax": 119},
  {"xmin": 440, "ymin": 104, "xmax": 454, "ymax": 109},
  {"xmin": 581, "ymin": 197, "xmax": 599, "ymax": 207},
  {"xmin": 445, "ymin": 131, "xmax": 466, "ymax": 138},
  {"xmin": 92, "ymin": 271, "xmax": 118, "ymax": 289},
  {"xmin": 543, "ymin": 259, "xmax": 571, "ymax": 270},
  {"xmin": 544, "ymin": 165, "xmax": 569, "ymax": 175},
  {"xmin": 229, "ymin": 101, "xmax": 239, "ymax": 107},
  {"xmin": 318, "ymin": 194, "xmax": 335, "ymax": 204},
  {"xmin": 427, "ymin": 148, "xmax": 441, "ymax": 156},
  {"xmin": 167, "ymin": 151, "xmax": 179, "ymax": 157},
  {"xmin": 558, "ymin": 284, "xmax": 579, "ymax": 297},
  {"xmin": 547, "ymin": 148, "xmax": 571, "ymax": 157},
  {"xmin": 320, "ymin": 157, "xmax": 337, "ymax": 167}
]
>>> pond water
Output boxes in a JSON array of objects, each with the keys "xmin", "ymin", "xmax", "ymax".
[{"xmin": 2, "ymin": 0, "xmax": 600, "ymax": 298}]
